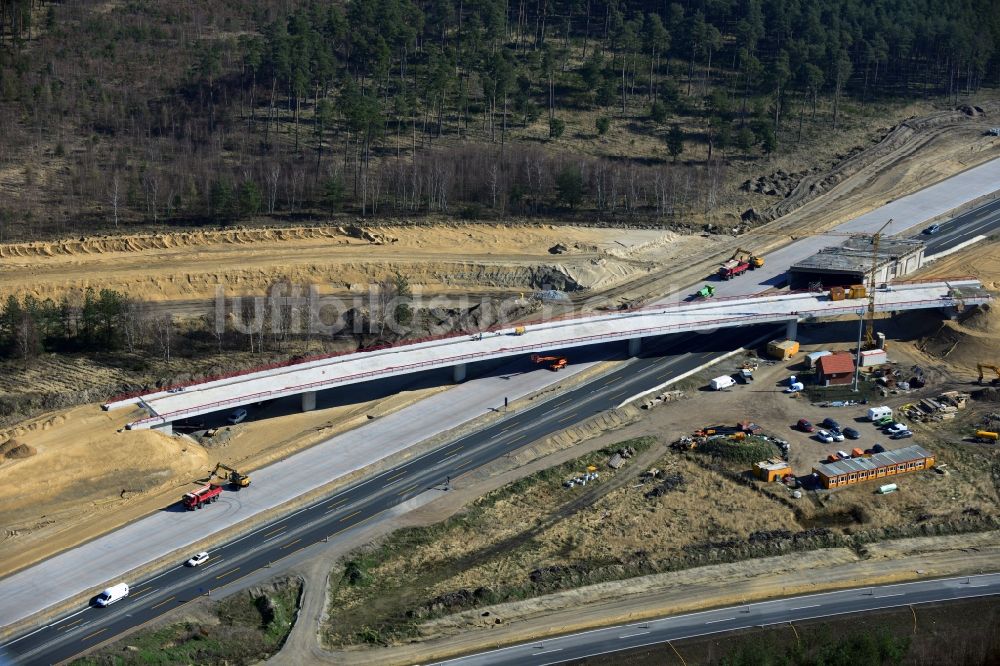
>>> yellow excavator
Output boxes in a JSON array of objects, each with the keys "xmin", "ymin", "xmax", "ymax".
[
  {"xmin": 976, "ymin": 363, "xmax": 1000, "ymax": 385},
  {"xmin": 210, "ymin": 462, "xmax": 251, "ymax": 490},
  {"xmin": 732, "ymin": 248, "xmax": 765, "ymax": 269}
]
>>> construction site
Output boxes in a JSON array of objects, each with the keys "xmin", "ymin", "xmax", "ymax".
[{"xmin": 1, "ymin": 103, "xmax": 1000, "ymax": 665}]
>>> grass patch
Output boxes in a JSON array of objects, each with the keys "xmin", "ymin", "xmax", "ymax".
[
  {"xmin": 73, "ymin": 577, "xmax": 301, "ymax": 666},
  {"xmin": 694, "ymin": 436, "xmax": 779, "ymax": 465}
]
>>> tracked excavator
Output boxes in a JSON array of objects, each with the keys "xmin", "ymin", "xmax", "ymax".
[
  {"xmin": 977, "ymin": 363, "xmax": 1000, "ymax": 385},
  {"xmin": 210, "ymin": 462, "xmax": 251, "ymax": 489}
]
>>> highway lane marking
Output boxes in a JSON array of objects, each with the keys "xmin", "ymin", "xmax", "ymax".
[
  {"xmin": 705, "ymin": 617, "xmax": 736, "ymax": 624},
  {"xmin": 281, "ymin": 538, "xmax": 302, "ymax": 550},
  {"xmin": 325, "ymin": 498, "xmax": 348, "ymax": 509},
  {"xmin": 130, "ymin": 588, "xmax": 157, "ymax": 601},
  {"xmin": 132, "ymin": 585, "xmax": 154, "ymax": 595},
  {"xmin": 384, "ymin": 470, "xmax": 407, "ymax": 484},
  {"xmin": 619, "ymin": 630, "xmax": 651, "ymax": 638},
  {"xmin": 454, "ymin": 459, "xmax": 474, "ymax": 470},
  {"xmin": 216, "ymin": 566, "xmax": 240, "ymax": 580},
  {"xmin": 880, "ymin": 593, "xmax": 904, "ymax": 598},
  {"xmin": 507, "ymin": 434, "xmax": 526, "ymax": 444},
  {"xmin": 790, "ymin": 604, "xmax": 821, "ymax": 611},
  {"xmin": 59, "ymin": 618, "xmax": 85, "ymax": 631},
  {"xmin": 441, "ymin": 453, "xmax": 459, "ymax": 462},
  {"xmin": 81, "ymin": 628, "xmax": 107, "ymax": 642},
  {"xmin": 151, "ymin": 595, "xmax": 176, "ymax": 610},
  {"xmin": 262, "ymin": 525, "xmax": 287, "ymax": 538},
  {"xmin": 396, "ymin": 483, "xmax": 419, "ymax": 496},
  {"xmin": 339, "ymin": 510, "xmax": 362, "ymax": 522},
  {"xmin": 446, "ymin": 444, "xmax": 464, "ymax": 455},
  {"xmin": 536, "ymin": 648, "xmax": 563, "ymax": 656},
  {"xmin": 558, "ymin": 413, "xmax": 578, "ymax": 423}
]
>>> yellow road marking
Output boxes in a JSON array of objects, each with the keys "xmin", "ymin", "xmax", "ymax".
[
  {"xmin": 151, "ymin": 595, "xmax": 176, "ymax": 610},
  {"xmin": 262, "ymin": 525, "xmax": 286, "ymax": 538},
  {"xmin": 507, "ymin": 434, "xmax": 526, "ymax": 443},
  {"xmin": 384, "ymin": 470, "xmax": 407, "ymax": 483},
  {"xmin": 281, "ymin": 538, "xmax": 302, "ymax": 550},
  {"xmin": 446, "ymin": 444, "xmax": 463, "ymax": 454},
  {"xmin": 60, "ymin": 618, "xmax": 84, "ymax": 631},
  {"xmin": 396, "ymin": 483, "xmax": 419, "ymax": 496},
  {"xmin": 81, "ymin": 628, "xmax": 106, "ymax": 642},
  {"xmin": 325, "ymin": 498, "xmax": 348, "ymax": 508},
  {"xmin": 558, "ymin": 413, "xmax": 578, "ymax": 423},
  {"xmin": 132, "ymin": 585, "xmax": 153, "ymax": 595},
  {"xmin": 339, "ymin": 510, "xmax": 362, "ymax": 522},
  {"xmin": 454, "ymin": 459, "xmax": 474, "ymax": 470},
  {"xmin": 215, "ymin": 567, "xmax": 240, "ymax": 580}
]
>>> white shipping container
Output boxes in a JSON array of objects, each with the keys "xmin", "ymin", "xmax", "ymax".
[{"xmin": 860, "ymin": 349, "xmax": 888, "ymax": 367}]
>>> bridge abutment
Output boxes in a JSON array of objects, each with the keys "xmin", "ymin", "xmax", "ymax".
[
  {"xmin": 152, "ymin": 422, "xmax": 173, "ymax": 436},
  {"xmin": 302, "ymin": 391, "xmax": 317, "ymax": 412},
  {"xmin": 453, "ymin": 363, "xmax": 467, "ymax": 383}
]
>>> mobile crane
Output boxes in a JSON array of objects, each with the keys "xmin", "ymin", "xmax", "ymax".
[{"xmin": 530, "ymin": 354, "xmax": 568, "ymax": 371}]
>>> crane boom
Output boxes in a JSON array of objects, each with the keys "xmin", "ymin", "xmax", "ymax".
[{"xmin": 864, "ymin": 219, "xmax": 893, "ymax": 349}]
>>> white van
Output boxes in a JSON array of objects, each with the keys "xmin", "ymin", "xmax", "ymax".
[
  {"xmin": 710, "ymin": 375, "xmax": 736, "ymax": 390},
  {"xmin": 95, "ymin": 582, "xmax": 129, "ymax": 607},
  {"xmin": 867, "ymin": 406, "xmax": 892, "ymax": 422}
]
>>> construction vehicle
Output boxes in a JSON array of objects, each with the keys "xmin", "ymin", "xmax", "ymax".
[
  {"xmin": 182, "ymin": 484, "xmax": 222, "ymax": 510},
  {"xmin": 733, "ymin": 248, "xmax": 765, "ymax": 269},
  {"xmin": 974, "ymin": 430, "xmax": 999, "ymax": 443},
  {"xmin": 976, "ymin": 363, "xmax": 1000, "ymax": 385},
  {"xmin": 718, "ymin": 258, "xmax": 751, "ymax": 280},
  {"xmin": 210, "ymin": 462, "xmax": 251, "ymax": 490},
  {"xmin": 862, "ymin": 219, "xmax": 894, "ymax": 350},
  {"xmin": 695, "ymin": 284, "xmax": 715, "ymax": 299},
  {"xmin": 512, "ymin": 326, "xmax": 526, "ymax": 335},
  {"xmin": 530, "ymin": 354, "xmax": 568, "ymax": 371}
]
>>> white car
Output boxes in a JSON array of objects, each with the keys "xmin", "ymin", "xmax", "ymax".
[
  {"xmin": 816, "ymin": 430, "xmax": 834, "ymax": 443},
  {"xmin": 186, "ymin": 551, "xmax": 210, "ymax": 567},
  {"xmin": 227, "ymin": 408, "xmax": 248, "ymax": 425},
  {"xmin": 886, "ymin": 422, "xmax": 909, "ymax": 434},
  {"xmin": 831, "ymin": 430, "xmax": 845, "ymax": 442}
]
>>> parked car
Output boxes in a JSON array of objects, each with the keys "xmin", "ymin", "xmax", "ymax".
[
  {"xmin": 890, "ymin": 430, "xmax": 913, "ymax": 440},
  {"xmin": 821, "ymin": 417, "xmax": 841, "ymax": 431},
  {"xmin": 227, "ymin": 408, "xmax": 248, "ymax": 425},
  {"xmin": 831, "ymin": 430, "xmax": 845, "ymax": 442},
  {"xmin": 886, "ymin": 422, "xmax": 909, "ymax": 434},
  {"xmin": 186, "ymin": 551, "xmax": 210, "ymax": 567},
  {"xmin": 817, "ymin": 429, "xmax": 835, "ymax": 443},
  {"xmin": 843, "ymin": 427, "xmax": 861, "ymax": 440},
  {"xmin": 797, "ymin": 419, "xmax": 814, "ymax": 433},
  {"xmin": 874, "ymin": 415, "xmax": 895, "ymax": 427},
  {"xmin": 922, "ymin": 223, "xmax": 942, "ymax": 235}
]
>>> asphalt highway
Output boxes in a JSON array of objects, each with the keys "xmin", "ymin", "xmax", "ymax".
[
  {"xmin": 436, "ymin": 574, "xmax": 1000, "ymax": 666},
  {"xmin": 920, "ymin": 195, "xmax": 1000, "ymax": 255},
  {"xmin": 0, "ymin": 325, "xmax": 771, "ymax": 665}
]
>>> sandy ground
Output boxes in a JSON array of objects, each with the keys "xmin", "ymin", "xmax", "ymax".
[
  {"xmin": 0, "ymin": 377, "xmax": 454, "ymax": 579},
  {"xmin": 0, "ymin": 224, "xmax": 717, "ymax": 305}
]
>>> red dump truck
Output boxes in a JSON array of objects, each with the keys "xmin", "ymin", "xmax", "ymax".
[
  {"xmin": 182, "ymin": 484, "xmax": 222, "ymax": 510},
  {"xmin": 718, "ymin": 258, "xmax": 751, "ymax": 280}
]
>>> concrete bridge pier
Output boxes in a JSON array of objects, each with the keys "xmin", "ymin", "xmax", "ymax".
[
  {"xmin": 627, "ymin": 337, "xmax": 642, "ymax": 357},
  {"xmin": 785, "ymin": 318, "xmax": 798, "ymax": 341},
  {"xmin": 302, "ymin": 391, "xmax": 317, "ymax": 412},
  {"xmin": 453, "ymin": 363, "xmax": 467, "ymax": 383}
]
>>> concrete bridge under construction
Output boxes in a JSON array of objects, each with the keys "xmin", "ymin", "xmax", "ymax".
[{"xmin": 106, "ymin": 278, "xmax": 990, "ymax": 432}]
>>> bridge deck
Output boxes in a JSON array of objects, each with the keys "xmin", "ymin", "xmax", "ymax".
[{"xmin": 111, "ymin": 280, "xmax": 989, "ymax": 429}]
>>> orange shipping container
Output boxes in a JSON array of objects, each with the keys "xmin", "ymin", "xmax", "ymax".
[{"xmin": 851, "ymin": 448, "xmax": 864, "ymax": 458}]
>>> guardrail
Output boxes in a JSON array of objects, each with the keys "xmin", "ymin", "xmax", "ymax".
[{"xmin": 126, "ymin": 290, "xmax": 990, "ymax": 429}]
